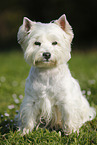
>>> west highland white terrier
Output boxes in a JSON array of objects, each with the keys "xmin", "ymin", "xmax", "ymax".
[{"xmin": 16, "ymin": 14, "xmax": 96, "ymax": 135}]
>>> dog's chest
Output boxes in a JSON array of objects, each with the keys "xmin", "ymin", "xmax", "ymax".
[
  {"xmin": 31, "ymin": 71, "xmax": 60, "ymax": 98},
  {"xmin": 25, "ymin": 66, "xmax": 68, "ymax": 99}
]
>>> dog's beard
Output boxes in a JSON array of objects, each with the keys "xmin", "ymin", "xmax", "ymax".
[{"xmin": 34, "ymin": 59, "xmax": 57, "ymax": 68}]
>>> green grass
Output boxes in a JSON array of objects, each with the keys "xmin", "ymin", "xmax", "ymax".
[{"xmin": 0, "ymin": 50, "xmax": 97, "ymax": 144}]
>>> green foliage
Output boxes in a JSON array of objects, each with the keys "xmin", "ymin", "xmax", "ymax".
[{"xmin": 0, "ymin": 50, "xmax": 97, "ymax": 144}]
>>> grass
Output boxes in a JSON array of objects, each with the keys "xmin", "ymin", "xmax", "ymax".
[{"xmin": 0, "ymin": 50, "xmax": 97, "ymax": 144}]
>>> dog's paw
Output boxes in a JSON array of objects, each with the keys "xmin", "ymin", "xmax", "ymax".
[
  {"xmin": 22, "ymin": 128, "xmax": 30, "ymax": 135},
  {"xmin": 17, "ymin": 127, "xmax": 31, "ymax": 136}
]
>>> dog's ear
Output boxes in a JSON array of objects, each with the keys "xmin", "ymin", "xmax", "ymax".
[
  {"xmin": 55, "ymin": 14, "xmax": 74, "ymax": 42},
  {"xmin": 23, "ymin": 17, "xmax": 36, "ymax": 32},
  {"xmin": 17, "ymin": 17, "xmax": 36, "ymax": 49}
]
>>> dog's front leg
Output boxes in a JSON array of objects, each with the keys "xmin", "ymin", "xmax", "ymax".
[
  {"xmin": 17, "ymin": 96, "xmax": 39, "ymax": 135},
  {"xmin": 59, "ymin": 103, "xmax": 79, "ymax": 135}
]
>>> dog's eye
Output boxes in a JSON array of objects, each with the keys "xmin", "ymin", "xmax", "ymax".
[
  {"xmin": 52, "ymin": 41, "xmax": 57, "ymax": 45},
  {"xmin": 34, "ymin": 41, "xmax": 41, "ymax": 46}
]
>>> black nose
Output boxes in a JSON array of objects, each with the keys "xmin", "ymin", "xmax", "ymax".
[{"xmin": 43, "ymin": 52, "xmax": 51, "ymax": 60}]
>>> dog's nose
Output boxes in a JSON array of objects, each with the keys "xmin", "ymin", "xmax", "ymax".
[{"xmin": 43, "ymin": 52, "xmax": 51, "ymax": 60}]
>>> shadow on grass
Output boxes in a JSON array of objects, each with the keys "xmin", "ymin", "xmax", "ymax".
[
  {"xmin": 0, "ymin": 116, "xmax": 64, "ymax": 136},
  {"xmin": 0, "ymin": 117, "xmax": 17, "ymax": 135}
]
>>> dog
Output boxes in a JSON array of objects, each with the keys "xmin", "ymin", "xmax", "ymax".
[{"xmin": 16, "ymin": 14, "xmax": 96, "ymax": 135}]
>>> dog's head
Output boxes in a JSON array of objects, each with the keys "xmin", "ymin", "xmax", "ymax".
[{"xmin": 17, "ymin": 14, "xmax": 74, "ymax": 68}]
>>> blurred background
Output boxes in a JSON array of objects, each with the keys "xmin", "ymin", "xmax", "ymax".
[{"xmin": 0, "ymin": 0, "xmax": 97, "ymax": 51}]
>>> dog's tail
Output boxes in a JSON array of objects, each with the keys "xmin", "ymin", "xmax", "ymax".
[{"xmin": 88, "ymin": 107, "xmax": 96, "ymax": 121}]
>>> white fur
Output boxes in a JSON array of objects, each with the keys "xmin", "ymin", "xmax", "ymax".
[{"xmin": 16, "ymin": 14, "xmax": 96, "ymax": 135}]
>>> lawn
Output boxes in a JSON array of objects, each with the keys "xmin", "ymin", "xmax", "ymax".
[{"xmin": 0, "ymin": 50, "xmax": 97, "ymax": 144}]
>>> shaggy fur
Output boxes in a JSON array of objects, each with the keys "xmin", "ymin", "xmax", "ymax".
[{"xmin": 16, "ymin": 14, "xmax": 96, "ymax": 135}]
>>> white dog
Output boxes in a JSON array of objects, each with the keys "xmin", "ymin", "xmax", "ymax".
[{"xmin": 16, "ymin": 14, "xmax": 96, "ymax": 135}]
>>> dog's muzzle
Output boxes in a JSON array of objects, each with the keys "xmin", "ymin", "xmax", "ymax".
[{"xmin": 34, "ymin": 52, "xmax": 57, "ymax": 67}]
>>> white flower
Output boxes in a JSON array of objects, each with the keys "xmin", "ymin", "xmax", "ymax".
[
  {"xmin": 58, "ymin": 131, "xmax": 61, "ymax": 137},
  {"xmin": 4, "ymin": 113, "xmax": 9, "ymax": 117},
  {"xmin": 8, "ymin": 104, "xmax": 15, "ymax": 109},
  {"xmin": 82, "ymin": 90, "xmax": 86, "ymax": 95},
  {"xmin": 83, "ymin": 95, "xmax": 86, "ymax": 98},
  {"xmin": 87, "ymin": 90, "xmax": 91, "ymax": 96},
  {"xmin": 19, "ymin": 95, "xmax": 23, "ymax": 99},
  {"xmin": 12, "ymin": 94, "xmax": 17, "ymax": 99},
  {"xmin": 0, "ymin": 76, "xmax": 6, "ymax": 82},
  {"xmin": 14, "ymin": 98, "xmax": 20, "ymax": 104}
]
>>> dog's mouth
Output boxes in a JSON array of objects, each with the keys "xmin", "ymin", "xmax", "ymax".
[
  {"xmin": 34, "ymin": 59, "xmax": 57, "ymax": 68},
  {"xmin": 42, "ymin": 59, "xmax": 52, "ymax": 63}
]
